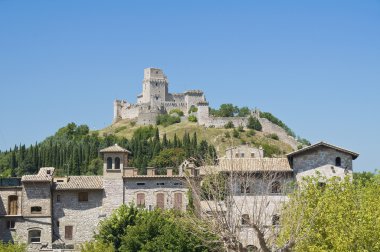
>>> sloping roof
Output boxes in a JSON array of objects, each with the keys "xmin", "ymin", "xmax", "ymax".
[
  {"xmin": 200, "ymin": 158, "xmax": 292, "ymax": 175},
  {"xmin": 21, "ymin": 167, "xmax": 55, "ymax": 182},
  {"xmin": 54, "ymin": 176, "xmax": 103, "ymax": 190},
  {"xmin": 287, "ymin": 142, "xmax": 359, "ymax": 160},
  {"xmin": 100, "ymin": 144, "xmax": 131, "ymax": 154}
]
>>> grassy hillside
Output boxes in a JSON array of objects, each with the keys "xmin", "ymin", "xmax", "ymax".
[{"xmin": 97, "ymin": 119, "xmax": 294, "ymax": 158}]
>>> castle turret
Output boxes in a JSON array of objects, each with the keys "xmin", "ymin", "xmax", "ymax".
[
  {"xmin": 140, "ymin": 68, "xmax": 169, "ymax": 105},
  {"xmin": 197, "ymin": 101, "xmax": 210, "ymax": 126}
]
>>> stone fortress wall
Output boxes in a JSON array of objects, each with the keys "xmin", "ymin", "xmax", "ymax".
[{"xmin": 113, "ymin": 68, "xmax": 298, "ymax": 148}]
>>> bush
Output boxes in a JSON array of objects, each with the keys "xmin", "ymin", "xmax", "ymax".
[
  {"xmin": 224, "ymin": 132, "xmax": 231, "ymax": 138},
  {"xmin": 130, "ymin": 121, "xmax": 136, "ymax": 127},
  {"xmin": 261, "ymin": 143, "xmax": 283, "ymax": 157},
  {"xmin": 267, "ymin": 133, "xmax": 279, "ymax": 140},
  {"xmin": 224, "ymin": 121, "xmax": 235, "ymax": 129},
  {"xmin": 247, "ymin": 116, "xmax": 262, "ymax": 131},
  {"xmin": 237, "ymin": 125, "xmax": 245, "ymax": 132},
  {"xmin": 0, "ymin": 242, "xmax": 26, "ymax": 252},
  {"xmin": 246, "ymin": 129, "xmax": 256, "ymax": 137},
  {"xmin": 188, "ymin": 115, "xmax": 197, "ymax": 122},
  {"xmin": 260, "ymin": 112, "xmax": 295, "ymax": 137},
  {"xmin": 169, "ymin": 109, "xmax": 184, "ymax": 117},
  {"xmin": 232, "ymin": 129, "xmax": 240, "ymax": 138},
  {"xmin": 188, "ymin": 105, "xmax": 198, "ymax": 113},
  {"xmin": 156, "ymin": 114, "xmax": 181, "ymax": 127},
  {"xmin": 115, "ymin": 126, "xmax": 127, "ymax": 133}
]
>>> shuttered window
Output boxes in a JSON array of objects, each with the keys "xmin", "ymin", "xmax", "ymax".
[
  {"xmin": 65, "ymin": 226, "xmax": 73, "ymax": 240},
  {"xmin": 156, "ymin": 193, "xmax": 165, "ymax": 209},
  {"xmin": 8, "ymin": 195, "xmax": 18, "ymax": 215},
  {"xmin": 78, "ymin": 192, "xmax": 88, "ymax": 202},
  {"xmin": 174, "ymin": 193, "xmax": 182, "ymax": 210},
  {"xmin": 137, "ymin": 193, "xmax": 145, "ymax": 208}
]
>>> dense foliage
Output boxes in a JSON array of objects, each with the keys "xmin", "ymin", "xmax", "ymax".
[
  {"xmin": 259, "ymin": 112, "xmax": 295, "ymax": 137},
  {"xmin": 247, "ymin": 116, "xmax": 262, "ymax": 131},
  {"xmin": 156, "ymin": 114, "xmax": 181, "ymax": 127},
  {"xmin": 86, "ymin": 204, "xmax": 222, "ymax": 252},
  {"xmin": 169, "ymin": 109, "xmax": 184, "ymax": 117},
  {"xmin": 0, "ymin": 242, "xmax": 26, "ymax": 252},
  {"xmin": 278, "ymin": 174, "xmax": 380, "ymax": 251},
  {"xmin": 210, "ymin": 104, "xmax": 251, "ymax": 117},
  {"xmin": 0, "ymin": 123, "xmax": 217, "ymax": 177},
  {"xmin": 188, "ymin": 114, "xmax": 198, "ymax": 122}
]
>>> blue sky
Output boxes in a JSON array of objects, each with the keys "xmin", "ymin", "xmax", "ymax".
[{"xmin": 0, "ymin": 1, "xmax": 379, "ymax": 172}]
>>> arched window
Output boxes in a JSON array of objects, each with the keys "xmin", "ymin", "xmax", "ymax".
[
  {"xmin": 271, "ymin": 181, "xmax": 281, "ymax": 194},
  {"xmin": 174, "ymin": 193, "xmax": 183, "ymax": 210},
  {"xmin": 137, "ymin": 193, "xmax": 145, "ymax": 208},
  {"xmin": 8, "ymin": 195, "xmax": 18, "ymax": 215},
  {"xmin": 156, "ymin": 193, "xmax": 165, "ymax": 209},
  {"xmin": 241, "ymin": 214, "xmax": 250, "ymax": 225},
  {"xmin": 28, "ymin": 229, "xmax": 41, "ymax": 243},
  {"xmin": 115, "ymin": 157, "xmax": 121, "ymax": 169},
  {"xmin": 335, "ymin": 157, "xmax": 341, "ymax": 167},
  {"xmin": 107, "ymin": 157, "xmax": 112, "ymax": 170}
]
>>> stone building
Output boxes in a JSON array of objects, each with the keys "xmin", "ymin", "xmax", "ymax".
[
  {"xmin": 0, "ymin": 142, "xmax": 358, "ymax": 251},
  {"xmin": 114, "ymin": 68, "xmax": 207, "ymax": 125}
]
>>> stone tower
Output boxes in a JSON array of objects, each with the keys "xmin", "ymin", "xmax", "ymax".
[
  {"xmin": 197, "ymin": 101, "xmax": 210, "ymax": 126},
  {"xmin": 138, "ymin": 68, "xmax": 169, "ymax": 105},
  {"xmin": 100, "ymin": 144, "xmax": 131, "ymax": 217}
]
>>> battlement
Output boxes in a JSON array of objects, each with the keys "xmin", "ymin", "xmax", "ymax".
[{"xmin": 144, "ymin": 68, "xmax": 167, "ymax": 80}]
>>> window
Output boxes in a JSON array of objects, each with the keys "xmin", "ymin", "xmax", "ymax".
[
  {"xmin": 31, "ymin": 206, "xmax": 42, "ymax": 214},
  {"xmin": 272, "ymin": 215, "xmax": 280, "ymax": 226},
  {"xmin": 271, "ymin": 181, "xmax": 281, "ymax": 194},
  {"xmin": 335, "ymin": 157, "xmax": 342, "ymax": 167},
  {"xmin": 235, "ymin": 153, "xmax": 239, "ymax": 158},
  {"xmin": 174, "ymin": 182, "xmax": 182, "ymax": 186},
  {"xmin": 65, "ymin": 226, "xmax": 73, "ymax": 240},
  {"xmin": 241, "ymin": 214, "xmax": 250, "ymax": 225},
  {"xmin": 115, "ymin": 157, "xmax": 121, "ymax": 169},
  {"xmin": 251, "ymin": 153, "xmax": 255, "ymax": 158},
  {"xmin": 107, "ymin": 157, "xmax": 112, "ymax": 169},
  {"xmin": 157, "ymin": 182, "xmax": 165, "ymax": 186},
  {"xmin": 8, "ymin": 195, "xmax": 18, "ymax": 215},
  {"xmin": 29, "ymin": 229, "xmax": 41, "ymax": 243},
  {"xmin": 57, "ymin": 179, "xmax": 64, "ymax": 183},
  {"xmin": 57, "ymin": 221, "xmax": 60, "ymax": 227},
  {"xmin": 78, "ymin": 192, "xmax": 88, "ymax": 202},
  {"xmin": 7, "ymin": 220, "xmax": 15, "ymax": 229},
  {"xmin": 241, "ymin": 153, "xmax": 245, "ymax": 158},
  {"xmin": 57, "ymin": 195, "xmax": 61, "ymax": 202},
  {"xmin": 137, "ymin": 183, "xmax": 146, "ymax": 186},
  {"xmin": 137, "ymin": 193, "xmax": 145, "ymax": 208},
  {"xmin": 174, "ymin": 193, "xmax": 183, "ymax": 210},
  {"xmin": 156, "ymin": 193, "xmax": 165, "ymax": 209},
  {"xmin": 240, "ymin": 184, "xmax": 250, "ymax": 194},
  {"xmin": 47, "ymin": 170, "xmax": 51, "ymax": 175}
]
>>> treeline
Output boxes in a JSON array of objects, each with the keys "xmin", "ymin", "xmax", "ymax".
[{"xmin": 0, "ymin": 123, "xmax": 217, "ymax": 177}]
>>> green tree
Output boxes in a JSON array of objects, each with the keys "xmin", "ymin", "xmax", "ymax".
[
  {"xmin": 247, "ymin": 116, "xmax": 262, "ymax": 131},
  {"xmin": 0, "ymin": 242, "xmax": 26, "ymax": 252},
  {"xmin": 237, "ymin": 107, "xmax": 250, "ymax": 117},
  {"xmin": 278, "ymin": 174, "xmax": 380, "ymax": 251}
]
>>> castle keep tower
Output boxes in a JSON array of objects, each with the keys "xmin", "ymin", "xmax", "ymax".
[{"xmin": 138, "ymin": 68, "xmax": 169, "ymax": 105}]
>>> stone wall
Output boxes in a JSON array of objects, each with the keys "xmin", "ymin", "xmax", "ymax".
[
  {"xmin": 0, "ymin": 187, "xmax": 22, "ymax": 215},
  {"xmin": 22, "ymin": 182, "xmax": 51, "ymax": 217},
  {"xmin": 124, "ymin": 178, "xmax": 188, "ymax": 210},
  {"xmin": 52, "ymin": 190, "xmax": 103, "ymax": 247}
]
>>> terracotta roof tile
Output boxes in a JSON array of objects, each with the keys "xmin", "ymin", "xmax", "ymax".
[
  {"xmin": 21, "ymin": 167, "xmax": 55, "ymax": 182},
  {"xmin": 100, "ymin": 144, "xmax": 131, "ymax": 153},
  {"xmin": 54, "ymin": 176, "xmax": 103, "ymax": 190}
]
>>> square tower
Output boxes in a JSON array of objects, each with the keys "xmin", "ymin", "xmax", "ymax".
[{"xmin": 140, "ymin": 68, "xmax": 169, "ymax": 104}]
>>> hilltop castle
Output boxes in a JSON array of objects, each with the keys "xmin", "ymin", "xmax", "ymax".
[{"xmin": 113, "ymin": 68, "xmax": 207, "ymax": 125}]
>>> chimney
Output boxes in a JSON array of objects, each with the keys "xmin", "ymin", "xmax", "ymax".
[
  {"xmin": 166, "ymin": 168, "xmax": 173, "ymax": 176},
  {"xmin": 124, "ymin": 167, "xmax": 135, "ymax": 177},
  {"xmin": 147, "ymin": 167, "xmax": 156, "ymax": 176}
]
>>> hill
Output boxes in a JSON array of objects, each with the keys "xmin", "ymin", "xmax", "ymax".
[{"xmin": 98, "ymin": 119, "xmax": 296, "ymax": 158}]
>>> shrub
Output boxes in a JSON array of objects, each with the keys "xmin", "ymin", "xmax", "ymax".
[
  {"xmin": 224, "ymin": 121, "xmax": 235, "ymax": 129},
  {"xmin": 188, "ymin": 115, "xmax": 197, "ymax": 122},
  {"xmin": 246, "ymin": 129, "xmax": 256, "ymax": 137},
  {"xmin": 188, "ymin": 105, "xmax": 198, "ymax": 113},
  {"xmin": 0, "ymin": 242, "xmax": 26, "ymax": 252},
  {"xmin": 261, "ymin": 143, "xmax": 283, "ymax": 157},
  {"xmin": 267, "ymin": 133, "xmax": 279, "ymax": 140},
  {"xmin": 297, "ymin": 137, "xmax": 311, "ymax": 146},
  {"xmin": 247, "ymin": 116, "xmax": 262, "ymax": 131},
  {"xmin": 232, "ymin": 129, "xmax": 240, "ymax": 138},
  {"xmin": 156, "ymin": 114, "xmax": 181, "ymax": 127},
  {"xmin": 224, "ymin": 132, "xmax": 231, "ymax": 138},
  {"xmin": 237, "ymin": 125, "xmax": 245, "ymax": 132},
  {"xmin": 130, "ymin": 121, "xmax": 136, "ymax": 127},
  {"xmin": 169, "ymin": 109, "xmax": 184, "ymax": 117},
  {"xmin": 115, "ymin": 126, "xmax": 127, "ymax": 133}
]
